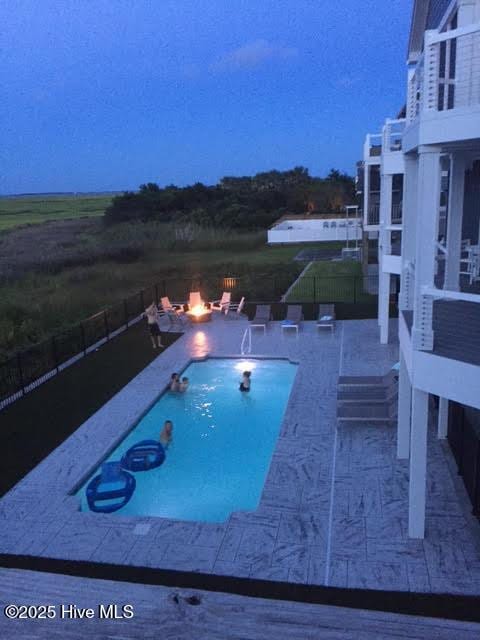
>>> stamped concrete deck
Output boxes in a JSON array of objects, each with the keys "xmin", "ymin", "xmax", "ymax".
[{"xmin": 0, "ymin": 316, "xmax": 479, "ymax": 596}]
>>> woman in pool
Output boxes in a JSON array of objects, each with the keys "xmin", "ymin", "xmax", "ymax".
[
  {"xmin": 159, "ymin": 420, "xmax": 173, "ymax": 448},
  {"xmin": 169, "ymin": 373, "xmax": 180, "ymax": 391},
  {"xmin": 179, "ymin": 376, "xmax": 189, "ymax": 392},
  {"xmin": 239, "ymin": 371, "xmax": 251, "ymax": 392}
]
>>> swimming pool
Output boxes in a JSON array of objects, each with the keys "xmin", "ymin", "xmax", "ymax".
[{"xmin": 76, "ymin": 358, "xmax": 298, "ymax": 522}]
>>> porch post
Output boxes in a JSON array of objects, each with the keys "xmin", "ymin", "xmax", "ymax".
[
  {"xmin": 363, "ymin": 164, "xmax": 370, "ymax": 229},
  {"xmin": 438, "ymin": 397, "xmax": 449, "ymax": 439},
  {"xmin": 399, "ymin": 153, "xmax": 417, "ymax": 311},
  {"xmin": 397, "ymin": 351, "xmax": 411, "ymax": 459},
  {"xmin": 444, "ymin": 154, "xmax": 466, "ymax": 291},
  {"xmin": 379, "ymin": 174, "xmax": 393, "ymax": 343},
  {"xmin": 412, "ymin": 146, "xmax": 442, "ymax": 351},
  {"xmin": 409, "ymin": 387, "xmax": 429, "ymax": 538}
]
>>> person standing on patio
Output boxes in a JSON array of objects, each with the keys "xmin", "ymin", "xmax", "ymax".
[{"xmin": 145, "ymin": 302, "xmax": 164, "ymax": 349}]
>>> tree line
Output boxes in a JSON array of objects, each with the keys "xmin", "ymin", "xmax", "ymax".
[{"xmin": 104, "ymin": 167, "xmax": 355, "ymax": 229}]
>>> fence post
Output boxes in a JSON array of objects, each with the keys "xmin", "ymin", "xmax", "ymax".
[
  {"xmin": 80, "ymin": 323, "xmax": 87, "ymax": 355},
  {"xmin": 155, "ymin": 283, "xmax": 159, "ymax": 304},
  {"xmin": 313, "ymin": 277, "xmax": 316, "ymax": 303},
  {"xmin": 104, "ymin": 310, "xmax": 110, "ymax": 341},
  {"xmin": 51, "ymin": 336, "xmax": 59, "ymax": 373},
  {"xmin": 124, "ymin": 299, "xmax": 129, "ymax": 329},
  {"xmin": 162, "ymin": 280, "xmax": 166, "ymax": 296},
  {"xmin": 17, "ymin": 352, "xmax": 25, "ymax": 396},
  {"xmin": 140, "ymin": 289, "xmax": 145, "ymax": 311},
  {"xmin": 353, "ymin": 277, "xmax": 357, "ymax": 304}
]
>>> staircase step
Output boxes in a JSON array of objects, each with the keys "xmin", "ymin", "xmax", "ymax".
[{"xmin": 337, "ymin": 389, "xmax": 388, "ymax": 403}]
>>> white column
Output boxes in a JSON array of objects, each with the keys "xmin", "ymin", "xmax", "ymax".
[
  {"xmin": 397, "ymin": 351, "xmax": 412, "ymax": 459},
  {"xmin": 363, "ymin": 163, "xmax": 370, "ymax": 229},
  {"xmin": 379, "ymin": 174, "xmax": 393, "ymax": 343},
  {"xmin": 438, "ymin": 397, "xmax": 449, "ymax": 439},
  {"xmin": 399, "ymin": 154, "xmax": 418, "ymax": 311},
  {"xmin": 412, "ymin": 146, "xmax": 442, "ymax": 351},
  {"xmin": 408, "ymin": 388, "xmax": 429, "ymax": 539},
  {"xmin": 444, "ymin": 154, "xmax": 466, "ymax": 291}
]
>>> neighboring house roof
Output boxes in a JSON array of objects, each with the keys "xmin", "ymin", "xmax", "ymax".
[{"xmin": 408, "ymin": 0, "xmax": 430, "ymax": 63}]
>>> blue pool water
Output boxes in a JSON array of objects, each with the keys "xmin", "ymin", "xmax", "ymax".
[{"xmin": 77, "ymin": 358, "xmax": 297, "ymax": 522}]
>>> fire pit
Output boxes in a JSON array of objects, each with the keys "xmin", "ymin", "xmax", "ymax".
[{"xmin": 186, "ymin": 304, "xmax": 212, "ymax": 323}]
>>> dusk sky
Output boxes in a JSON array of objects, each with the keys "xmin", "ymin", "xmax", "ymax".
[{"xmin": 2, "ymin": 0, "xmax": 412, "ymax": 194}]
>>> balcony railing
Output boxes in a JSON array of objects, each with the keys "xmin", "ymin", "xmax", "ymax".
[
  {"xmin": 364, "ymin": 133, "xmax": 382, "ymax": 159},
  {"xmin": 366, "ymin": 203, "xmax": 380, "ymax": 226},
  {"xmin": 382, "ymin": 119, "xmax": 405, "ymax": 152},
  {"xmin": 391, "ymin": 203, "xmax": 403, "ymax": 224},
  {"xmin": 408, "ymin": 22, "xmax": 480, "ymax": 123}
]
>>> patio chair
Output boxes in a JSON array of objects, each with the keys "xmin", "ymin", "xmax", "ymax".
[
  {"xmin": 188, "ymin": 291, "xmax": 203, "ymax": 310},
  {"xmin": 317, "ymin": 304, "xmax": 336, "ymax": 332},
  {"xmin": 211, "ymin": 291, "xmax": 231, "ymax": 314},
  {"xmin": 160, "ymin": 296, "xmax": 184, "ymax": 314},
  {"xmin": 281, "ymin": 305, "xmax": 303, "ymax": 335},
  {"xmin": 250, "ymin": 304, "xmax": 271, "ymax": 333},
  {"xmin": 225, "ymin": 296, "xmax": 246, "ymax": 319}
]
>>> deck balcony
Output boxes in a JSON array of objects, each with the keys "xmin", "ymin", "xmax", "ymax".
[{"xmin": 404, "ymin": 22, "xmax": 480, "ymax": 152}]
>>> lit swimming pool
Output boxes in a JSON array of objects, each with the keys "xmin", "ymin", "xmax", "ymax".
[{"xmin": 76, "ymin": 358, "xmax": 298, "ymax": 522}]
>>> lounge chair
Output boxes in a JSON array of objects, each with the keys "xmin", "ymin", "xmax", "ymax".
[
  {"xmin": 281, "ymin": 305, "xmax": 303, "ymax": 334},
  {"xmin": 250, "ymin": 304, "xmax": 271, "ymax": 332},
  {"xmin": 317, "ymin": 304, "xmax": 336, "ymax": 332},
  {"xmin": 211, "ymin": 291, "xmax": 231, "ymax": 314},
  {"xmin": 225, "ymin": 296, "xmax": 246, "ymax": 319}
]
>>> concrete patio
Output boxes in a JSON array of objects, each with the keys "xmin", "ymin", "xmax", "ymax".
[{"xmin": 0, "ymin": 315, "xmax": 479, "ymax": 596}]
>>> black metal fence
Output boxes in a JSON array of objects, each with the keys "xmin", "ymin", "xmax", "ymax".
[{"xmin": 0, "ymin": 273, "xmax": 394, "ymax": 409}]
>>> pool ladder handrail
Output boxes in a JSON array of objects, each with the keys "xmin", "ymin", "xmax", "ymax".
[{"xmin": 240, "ymin": 326, "xmax": 251, "ymax": 355}]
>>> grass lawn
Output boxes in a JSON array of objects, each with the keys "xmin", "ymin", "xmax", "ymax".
[
  {"xmin": 0, "ymin": 321, "xmax": 181, "ymax": 497},
  {"xmin": 285, "ymin": 259, "xmax": 377, "ymax": 303},
  {"xmin": 0, "ymin": 194, "xmax": 116, "ymax": 231}
]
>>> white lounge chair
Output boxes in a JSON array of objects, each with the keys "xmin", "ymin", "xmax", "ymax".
[
  {"xmin": 211, "ymin": 292, "xmax": 231, "ymax": 314},
  {"xmin": 317, "ymin": 304, "xmax": 336, "ymax": 332},
  {"xmin": 160, "ymin": 296, "xmax": 184, "ymax": 314},
  {"xmin": 281, "ymin": 305, "xmax": 302, "ymax": 335}
]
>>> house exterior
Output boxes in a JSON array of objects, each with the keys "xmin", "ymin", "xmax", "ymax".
[{"xmin": 362, "ymin": 0, "xmax": 480, "ymax": 538}]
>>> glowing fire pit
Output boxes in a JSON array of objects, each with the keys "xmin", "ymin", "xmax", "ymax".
[{"xmin": 186, "ymin": 304, "xmax": 212, "ymax": 323}]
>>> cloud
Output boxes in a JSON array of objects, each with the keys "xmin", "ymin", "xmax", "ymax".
[{"xmin": 210, "ymin": 39, "xmax": 298, "ymax": 73}]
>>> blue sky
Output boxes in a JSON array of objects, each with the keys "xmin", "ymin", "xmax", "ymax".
[{"xmin": 1, "ymin": 0, "xmax": 412, "ymax": 194}]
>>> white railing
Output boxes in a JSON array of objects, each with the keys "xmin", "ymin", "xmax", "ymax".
[
  {"xmin": 363, "ymin": 133, "xmax": 382, "ymax": 159},
  {"xmin": 422, "ymin": 285, "xmax": 480, "ymax": 304},
  {"xmin": 367, "ymin": 203, "xmax": 380, "ymax": 226},
  {"xmin": 391, "ymin": 203, "xmax": 403, "ymax": 223},
  {"xmin": 399, "ymin": 260, "xmax": 415, "ymax": 311},
  {"xmin": 407, "ymin": 23, "xmax": 480, "ymax": 123},
  {"xmin": 240, "ymin": 326, "xmax": 251, "ymax": 355},
  {"xmin": 382, "ymin": 119, "xmax": 405, "ymax": 152}
]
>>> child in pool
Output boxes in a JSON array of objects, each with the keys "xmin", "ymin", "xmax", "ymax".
[
  {"xmin": 159, "ymin": 420, "xmax": 173, "ymax": 448},
  {"xmin": 239, "ymin": 371, "xmax": 251, "ymax": 392},
  {"xmin": 179, "ymin": 377, "xmax": 189, "ymax": 392},
  {"xmin": 169, "ymin": 373, "xmax": 180, "ymax": 391}
]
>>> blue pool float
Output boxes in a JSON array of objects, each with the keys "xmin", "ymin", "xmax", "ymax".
[
  {"xmin": 86, "ymin": 461, "xmax": 136, "ymax": 513},
  {"xmin": 121, "ymin": 439, "xmax": 166, "ymax": 472}
]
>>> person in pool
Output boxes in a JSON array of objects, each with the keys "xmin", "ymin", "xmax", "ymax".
[
  {"xmin": 239, "ymin": 370, "xmax": 251, "ymax": 392},
  {"xmin": 179, "ymin": 376, "xmax": 189, "ymax": 392},
  {"xmin": 159, "ymin": 420, "xmax": 173, "ymax": 448},
  {"xmin": 169, "ymin": 373, "xmax": 180, "ymax": 391}
]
